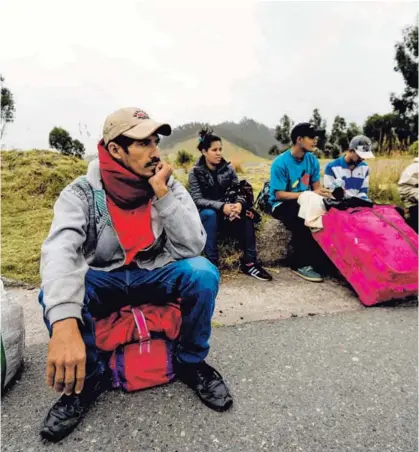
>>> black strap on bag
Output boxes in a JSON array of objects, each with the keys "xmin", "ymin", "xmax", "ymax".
[
  {"xmin": 254, "ymin": 181, "xmax": 272, "ymax": 215},
  {"xmin": 323, "ymin": 196, "xmax": 373, "ymax": 212}
]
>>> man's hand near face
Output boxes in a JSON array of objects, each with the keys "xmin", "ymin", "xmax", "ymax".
[{"xmin": 148, "ymin": 161, "xmax": 173, "ymax": 198}]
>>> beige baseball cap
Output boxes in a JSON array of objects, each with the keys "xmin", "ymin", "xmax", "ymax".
[{"xmin": 103, "ymin": 107, "xmax": 172, "ymax": 145}]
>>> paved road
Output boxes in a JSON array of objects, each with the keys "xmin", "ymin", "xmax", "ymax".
[{"xmin": 2, "ymin": 306, "xmax": 417, "ymax": 452}]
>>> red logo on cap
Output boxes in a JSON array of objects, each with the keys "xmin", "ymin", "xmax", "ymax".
[{"xmin": 133, "ymin": 110, "xmax": 149, "ymax": 120}]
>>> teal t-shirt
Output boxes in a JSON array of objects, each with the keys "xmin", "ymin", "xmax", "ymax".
[{"xmin": 269, "ymin": 149, "xmax": 321, "ymax": 210}]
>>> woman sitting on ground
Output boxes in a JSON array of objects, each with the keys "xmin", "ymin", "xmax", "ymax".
[{"xmin": 188, "ymin": 128, "xmax": 272, "ymax": 281}]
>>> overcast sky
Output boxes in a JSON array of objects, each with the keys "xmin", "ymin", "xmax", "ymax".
[{"xmin": 1, "ymin": 0, "xmax": 417, "ymax": 153}]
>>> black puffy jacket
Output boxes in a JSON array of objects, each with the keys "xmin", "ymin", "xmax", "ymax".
[{"xmin": 188, "ymin": 156, "xmax": 246, "ymax": 211}]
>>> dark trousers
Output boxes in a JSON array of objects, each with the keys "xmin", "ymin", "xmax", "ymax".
[
  {"xmin": 39, "ymin": 257, "xmax": 220, "ymax": 383},
  {"xmin": 407, "ymin": 205, "xmax": 418, "ymax": 233},
  {"xmin": 272, "ymin": 200, "xmax": 330, "ymax": 272},
  {"xmin": 199, "ymin": 209, "xmax": 257, "ymax": 265}
]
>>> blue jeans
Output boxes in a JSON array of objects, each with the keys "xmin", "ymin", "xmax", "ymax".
[
  {"xmin": 200, "ymin": 208, "xmax": 257, "ymax": 265},
  {"xmin": 39, "ymin": 257, "xmax": 219, "ymax": 382}
]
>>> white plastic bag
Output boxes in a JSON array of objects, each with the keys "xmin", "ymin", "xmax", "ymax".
[{"xmin": 1, "ymin": 280, "xmax": 25, "ymax": 389}]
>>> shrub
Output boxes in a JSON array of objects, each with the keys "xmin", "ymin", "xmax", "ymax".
[
  {"xmin": 313, "ymin": 148, "xmax": 324, "ymax": 159},
  {"xmin": 175, "ymin": 149, "xmax": 194, "ymax": 169},
  {"xmin": 408, "ymin": 141, "xmax": 418, "ymax": 156}
]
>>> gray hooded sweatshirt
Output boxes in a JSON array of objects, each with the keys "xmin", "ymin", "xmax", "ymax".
[{"xmin": 40, "ymin": 159, "xmax": 206, "ymax": 325}]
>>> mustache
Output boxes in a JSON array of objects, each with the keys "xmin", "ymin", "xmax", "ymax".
[{"xmin": 145, "ymin": 157, "xmax": 161, "ymax": 168}]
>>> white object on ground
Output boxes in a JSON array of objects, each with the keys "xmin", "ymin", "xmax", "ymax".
[{"xmin": 1, "ymin": 280, "xmax": 25, "ymax": 388}]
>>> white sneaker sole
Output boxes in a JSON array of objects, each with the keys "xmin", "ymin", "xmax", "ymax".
[
  {"xmin": 242, "ymin": 270, "xmax": 272, "ymax": 281},
  {"xmin": 291, "ymin": 270, "xmax": 324, "ymax": 283}
]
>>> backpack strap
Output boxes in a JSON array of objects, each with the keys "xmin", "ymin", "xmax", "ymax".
[
  {"xmin": 132, "ymin": 307, "xmax": 151, "ymax": 354},
  {"xmin": 71, "ymin": 176, "xmax": 114, "ymax": 259},
  {"xmin": 71, "ymin": 176, "xmax": 97, "ymax": 258}
]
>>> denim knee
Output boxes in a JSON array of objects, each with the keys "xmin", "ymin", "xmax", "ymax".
[
  {"xmin": 200, "ymin": 208, "xmax": 218, "ymax": 223},
  {"xmin": 179, "ymin": 256, "xmax": 220, "ymax": 291}
]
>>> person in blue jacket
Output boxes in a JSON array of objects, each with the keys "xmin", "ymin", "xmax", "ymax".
[{"xmin": 324, "ymin": 135, "xmax": 375, "ymax": 200}]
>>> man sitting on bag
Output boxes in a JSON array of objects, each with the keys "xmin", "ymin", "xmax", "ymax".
[
  {"xmin": 269, "ymin": 122, "xmax": 332, "ymax": 283},
  {"xmin": 324, "ymin": 135, "xmax": 375, "ymax": 200},
  {"xmin": 38, "ymin": 107, "xmax": 233, "ymax": 443}
]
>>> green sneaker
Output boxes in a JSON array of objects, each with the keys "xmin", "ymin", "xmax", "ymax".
[{"xmin": 292, "ymin": 266, "xmax": 324, "ymax": 282}]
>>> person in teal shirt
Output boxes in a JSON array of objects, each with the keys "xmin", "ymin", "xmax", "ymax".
[{"xmin": 270, "ymin": 123, "xmax": 331, "ymax": 282}]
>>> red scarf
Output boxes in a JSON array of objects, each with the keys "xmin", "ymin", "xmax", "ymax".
[{"xmin": 98, "ymin": 141, "xmax": 154, "ymax": 208}]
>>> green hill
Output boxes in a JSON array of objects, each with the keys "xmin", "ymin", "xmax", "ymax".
[
  {"xmin": 163, "ymin": 138, "xmax": 268, "ymax": 164},
  {"xmin": 1, "ymin": 150, "xmax": 88, "ymax": 284},
  {"xmin": 85, "ymin": 135, "xmax": 270, "ymax": 165},
  {"xmin": 160, "ymin": 118, "xmax": 277, "ymax": 159}
]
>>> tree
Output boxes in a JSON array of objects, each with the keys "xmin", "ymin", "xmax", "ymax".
[
  {"xmin": 363, "ymin": 113, "xmax": 399, "ymax": 153},
  {"xmin": 49, "ymin": 127, "xmax": 85, "ymax": 158},
  {"xmin": 325, "ymin": 142, "xmax": 341, "ymax": 159},
  {"xmin": 0, "ymin": 75, "xmax": 16, "ymax": 140},
  {"xmin": 329, "ymin": 115, "xmax": 348, "ymax": 152},
  {"xmin": 309, "ymin": 108, "xmax": 323, "ymax": 129},
  {"xmin": 275, "ymin": 115, "xmax": 294, "ymax": 146},
  {"xmin": 72, "ymin": 139, "xmax": 86, "ymax": 159},
  {"xmin": 390, "ymin": 23, "xmax": 418, "ymax": 143},
  {"xmin": 175, "ymin": 149, "xmax": 194, "ymax": 171},
  {"xmin": 346, "ymin": 122, "xmax": 362, "ymax": 143},
  {"xmin": 49, "ymin": 127, "xmax": 73, "ymax": 155},
  {"xmin": 393, "ymin": 24, "xmax": 418, "ymax": 95},
  {"xmin": 309, "ymin": 108, "xmax": 327, "ymax": 150},
  {"xmin": 268, "ymin": 144, "xmax": 281, "ymax": 156}
]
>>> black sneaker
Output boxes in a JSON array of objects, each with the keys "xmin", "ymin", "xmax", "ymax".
[
  {"xmin": 40, "ymin": 378, "xmax": 106, "ymax": 442},
  {"xmin": 240, "ymin": 263, "xmax": 273, "ymax": 281},
  {"xmin": 174, "ymin": 360, "xmax": 233, "ymax": 412}
]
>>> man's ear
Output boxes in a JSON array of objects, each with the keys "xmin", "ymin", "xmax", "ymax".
[{"xmin": 107, "ymin": 142, "xmax": 123, "ymax": 161}]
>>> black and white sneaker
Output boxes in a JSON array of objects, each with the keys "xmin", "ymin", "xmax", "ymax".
[{"xmin": 240, "ymin": 263, "xmax": 273, "ymax": 281}]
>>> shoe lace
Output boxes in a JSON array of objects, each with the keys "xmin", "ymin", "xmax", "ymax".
[
  {"xmin": 52, "ymin": 394, "xmax": 82, "ymax": 418},
  {"xmin": 300, "ymin": 266, "xmax": 313, "ymax": 272},
  {"xmin": 196, "ymin": 362, "xmax": 220, "ymax": 386}
]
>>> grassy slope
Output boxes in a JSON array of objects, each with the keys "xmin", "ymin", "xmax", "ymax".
[
  {"xmin": 1, "ymin": 150, "xmax": 412, "ymax": 284},
  {"xmin": 1, "ymin": 151, "xmax": 88, "ymax": 284},
  {"xmin": 367, "ymin": 156, "xmax": 411, "ymax": 204}
]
